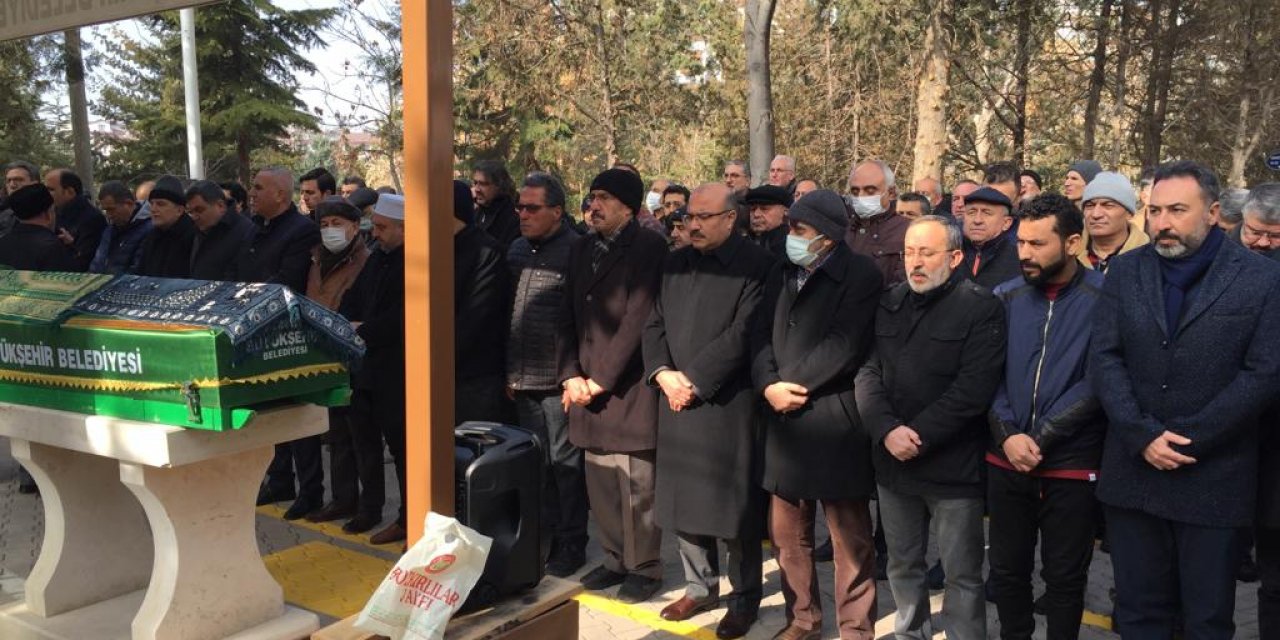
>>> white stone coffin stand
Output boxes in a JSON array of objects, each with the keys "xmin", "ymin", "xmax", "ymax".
[{"xmin": 0, "ymin": 402, "xmax": 326, "ymax": 640}]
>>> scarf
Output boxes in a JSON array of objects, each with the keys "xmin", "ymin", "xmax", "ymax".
[{"xmin": 1158, "ymin": 226, "xmax": 1224, "ymax": 334}]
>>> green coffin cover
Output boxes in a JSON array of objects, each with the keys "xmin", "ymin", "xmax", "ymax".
[{"xmin": 0, "ymin": 271, "xmax": 364, "ymax": 430}]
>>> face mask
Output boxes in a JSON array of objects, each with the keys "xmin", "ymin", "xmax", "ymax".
[
  {"xmin": 851, "ymin": 194, "xmax": 885, "ymax": 218},
  {"xmin": 645, "ymin": 191, "xmax": 662, "ymax": 212},
  {"xmin": 321, "ymin": 227, "xmax": 352, "ymax": 253},
  {"xmin": 785, "ymin": 234, "xmax": 825, "ymax": 267}
]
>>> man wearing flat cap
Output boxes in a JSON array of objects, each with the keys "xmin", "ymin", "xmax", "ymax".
[
  {"xmin": 137, "ymin": 175, "xmax": 197, "ymax": 278},
  {"xmin": 339, "ymin": 193, "xmax": 407, "ymax": 542},
  {"xmin": 743, "ymin": 184, "xmax": 792, "ymax": 259},
  {"xmin": 1078, "ymin": 172, "xmax": 1148, "ymax": 274},
  {"xmin": 0, "ymin": 183, "xmax": 76, "ymax": 271},
  {"xmin": 642, "ymin": 182, "xmax": 774, "ymax": 638},
  {"xmin": 559, "ymin": 167, "xmax": 668, "ymax": 603},
  {"xmin": 753, "ymin": 189, "xmax": 884, "ymax": 640},
  {"xmin": 960, "ymin": 186, "xmax": 1021, "ymax": 290}
]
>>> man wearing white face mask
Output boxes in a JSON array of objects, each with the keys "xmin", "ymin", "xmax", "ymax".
[
  {"xmin": 844, "ymin": 160, "xmax": 909, "ymax": 289},
  {"xmin": 753, "ymin": 189, "xmax": 884, "ymax": 640}
]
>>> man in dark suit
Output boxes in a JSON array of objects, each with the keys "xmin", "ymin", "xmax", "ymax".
[
  {"xmin": 1091, "ymin": 161, "xmax": 1280, "ymax": 639},
  {"xmin": 558, "ymin": 168, "xmax": 667, "ymax": 603},
  {"xmin": 856, "ymin": 215, "xmax": 1006, "ymax": 640},
  {"xmin": 753, "ymin": 190, "xmax": 883, "ymax": 640},
  {"xmin": 642, "ymin": 183, "xmax": 774, "ymax": 639},
  {"xmin": 187, "ymin": 180, "xmax": 256, "ymax": 281},
  {"xmin": 43, "ymin": 168, "xmax": 106, "ymax": 272},
  {"xmin": 959, "ymin": 187, "xmax": 1021, "ymax": 290}
]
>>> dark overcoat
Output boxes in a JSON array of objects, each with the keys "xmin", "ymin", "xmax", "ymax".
[
  {"xmin": 855, "ymin": 273, "xmax": 1007, "ymax": 499},
  {"xmin": 557, "ymin": 219, "xmax": 667, "ymax": 453},
  {"xmin": 1090, "ymin": 238, "xmax": 1280, "ymax": 527},
  {"xmin": 752, "ymin": 245, "xmax": 883, "ymax": 501},
  {"xmin": 190, "ymin": 209, "xmax": 256, "ymax": 281},
  {"xmin": 236, "ymin": 205, "xmax": 320, "ymax": 293},
  {"xmin": 0, "ymin": 224, "xmax": 77, "ymax": 271},
  {"xmin": 642, "ymin": 233, "xmax": 774, "ymax": 539}
]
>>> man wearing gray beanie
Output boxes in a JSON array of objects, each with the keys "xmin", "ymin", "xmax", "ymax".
[
  {"xmin": 1063, "ymin": 160, "xmax": 1103, "ymax": 208},
  {"xmin": 1079, "ymin": 172, "xmax": 1148, "ymax": 274}
]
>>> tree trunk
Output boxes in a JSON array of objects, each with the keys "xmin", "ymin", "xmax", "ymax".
[
  {"xmin": 912, "ymin": 0, "xmax": 952, "ymax": 183},
  {"xmin": 1082, "ymin": 0, "xmax": 1112, "ymax": 159},
  {"xmin": 237, "ymin": 131, "xmax": 251, "ymax": 185},
  {"xmin": 744, "ymin": 0, "xmax": 777, "ymax": 187},
  {"xmin": 1228, "ymin": 0, "xmax": 1266, "ymax": 187},
  {"xmin": 589, "ymin": 0, "xmax": 618, "ymax": 165},
  {"xmin": 1107, "ymin": 0, "xmax": 1133, "ymax": 167},
  {"xmin": 63, "ymin": 29, "xmax": 93, "ymax": 191},
  {"xmin": 1011, "ymin": 0, "xmax": 1035, "ymax": 167},
  {"xmin": 1140, "ymin": 0, "xmax": 1179, "ymax": 168}
]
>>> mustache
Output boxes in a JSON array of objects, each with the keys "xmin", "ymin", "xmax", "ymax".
[
  {"xmin": 1019, "ymin": 260, "xmax": 1041, "ymax": 270},
  {"xmin": 1155, "ymin": 230, "xmax": 1181, "ymax": 242},
  {"xmin": 689, "ymin": 231, "xmax": 706, "ymax": 239},
  {"xmin": 911, "ymin": 267, "xmax": 928, "ymax": 277}
]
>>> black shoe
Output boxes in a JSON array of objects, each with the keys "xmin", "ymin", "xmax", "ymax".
[
  {"xmin": 616, "ymin": 574, "xmax": 662, "ymax": 603},
  {"xmin": 1239, "ymin": 554, "xmax": 1260, "ymax": 583},
  {"xmin": 580, "ymin": 565, "xmax": 627, "ymax": 591},
  {"xmin": 546, "ymin": 541, "xmax": 586, "ymax": 578},
  {"xmin": 926, "ymin": 561, "xmax": 945, "ymax": 590},
  {"xmin": 1033, "ymin": 592, "xmax": 1047, "ymax": 615},
  {"xmin": 17, "ymin": 483, "xmax": 38, "ymax": 495},
  {"xmin": 256, "ymin": 486, "xmax": 295, "ymax": 506},
  {"xmin": 342, "ymin": 513, "xmax": 381, "ymax": 534},
  {"xmin": 813, "ymin": 538, "xmax": 833, "ymax": 563},
  {"xmin": 283, "ymin": 498, "xmax": 319, "ymax": 521}
]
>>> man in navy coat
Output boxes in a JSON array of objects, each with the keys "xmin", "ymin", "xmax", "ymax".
[{"xmin": 1090, "ymin": 161, "xmax": 1280, "ymax": 639}]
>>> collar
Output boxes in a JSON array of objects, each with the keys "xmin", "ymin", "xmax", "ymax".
[
  {"xmin": 908, "ymin": 269, "xmax": 963, "ymax": 307},
  {"xmin": 592, "ymin": 217, "xmax": 635, "ymax": 246},
  {"xmin": 529, "ymin": 221, "xmax": 570, "ymax": 248},
  {"xmin": 696, "ymin": 230, "xmax": 744, "ymax": 265}
]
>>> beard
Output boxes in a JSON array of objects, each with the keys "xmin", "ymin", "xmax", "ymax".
[
  {"xmin": 907, "ymin": 265, "xmax": 951, "ymax": 294},
  {"xmin": 1021, "ymin": 253, "xmax": 1069, "ymax": 286}
]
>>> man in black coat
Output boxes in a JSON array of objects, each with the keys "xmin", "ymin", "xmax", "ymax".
[
  {"xmin": 743, "ymin": 184, "xmax": 791, "ymax": 260},
  {"xmin": 641, "ymin": 183, "xmax": 774, "ymax": 639},
  {"xmin": 338, "ymin": 193, "xmax": 406, "ymax": 542},
  {"xmin": 43, "ymin": 168, "xmax": 106, "ymax": 272},
  {"xmin": 470, "ymin": 159, "xmax": 521, "ymax": 250},
  {"xmin": 855, "ymin": 215, "xmax": 1006, "ymax": 640},
  {"xmin": 454, "ymin": 180, "xmax": 513, "ymax": 425},
  {"xmin": 1091, "ymin": 162, "xmax": 1280, "ymax": 639},
  {"xmin": 1240, "ymin": 184, "xmax": 1280, "ymax": 638},
  {"xmin": 136, "ymin": 175, "xmax": 196, "ymax": 279},
  {"xmin": 960, "ymin": 187, "xmax": 1021, "ymax": 290},
  {"xmin": 186, "ymin": 180, "xmax": 256, "ymax": 281},
  {"xmin": 89, "ymin": 180, "xmax": 152, "ymax": 275},
  {"xmin": 752, "ymin": 190, "xmax": 883, "ymax": 640},
  {"xmin": 506, "ymin": 173, "xmax": 586, "ymax": 578},
  {"xmin": 240, "ymin": 168, "xmax": 325, "ymax": 521}
]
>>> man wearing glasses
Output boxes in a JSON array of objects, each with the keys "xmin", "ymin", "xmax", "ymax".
[
  {"xmin": 643, "ymin": 182, "xmax": 775, "ymax": 639},
  {"xmin": 724, "ymin": 160, "xmax": 751, "ymax": 192}
]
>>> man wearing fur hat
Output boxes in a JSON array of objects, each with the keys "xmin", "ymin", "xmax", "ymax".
[{"xmin": 0, "ymin": 183, "xmax": 76, "ymax": 271}]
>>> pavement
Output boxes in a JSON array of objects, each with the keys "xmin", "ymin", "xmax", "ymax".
[{"xmin": 0, "ymin": 437, "xmax": 1262, "ymax": 639}]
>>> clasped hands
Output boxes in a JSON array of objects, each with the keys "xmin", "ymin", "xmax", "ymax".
[
  {"xmin": 560, "ymin": 376, "xmax": 604, "ymax": 411},
  {"xmin": 655, "ymin": 370, "xmax": 697, "ymax": 412},
  {"xmin": 763, "ymin": 381, "xmax": 808, "ymax": 414}
]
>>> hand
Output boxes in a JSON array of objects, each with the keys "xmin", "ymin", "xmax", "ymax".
[
  {"xmin": 1001, "ymin": 434, "xmax": 1042, "ymax": 472},
  {"xmin": 56, "ymin": 227, "xmax": 74, "ymax": 246},
  {"xmin": 884, "ymin": 425, "xmax": 922, "ymax": 461},
  {"xmin": 585, "ymin": 378, "xmax": 605, "ymax": 398},
  {"xmin": 1143, "ymin": 431, "xmax": 1197, "ymax": 471},
  {"xmin": 655, "ymin": 370, "xmax": 695, "ymax": 411},
  {"xmin": 350, "ymin": 321, "xmax": 363, "ymax": 330},
  {"xmin": 562, "ymin": 376, "xmax": 592, "ymax": 408},
  {"xmin": 763, "ymin": 382, "xmax": 808, "ymax": 413}
]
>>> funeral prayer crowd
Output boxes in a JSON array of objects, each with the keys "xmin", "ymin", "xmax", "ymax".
[{"xmin": 1, "ymin": 155, "xmax": 1278, "ymax": 640}]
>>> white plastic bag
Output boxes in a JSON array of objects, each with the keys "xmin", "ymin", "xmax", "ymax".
[{"xmin": 355, "ymin": 512, "xmax": 493, "ymax": 640}]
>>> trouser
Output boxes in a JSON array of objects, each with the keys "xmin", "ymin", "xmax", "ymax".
[
  {"xmin": 1256, "ymin": 525, "xmax": 1280, "ymax": 640},
  {"xmin": 583, "ymin": 449, "xmax": 661, "ymax": 578},
  {"xmin": 265, "ymin": 434, "xmax": 324, "ymax": 504},
  {"xmin": 987, "ymin": 466, "xmax": 1097, "ymax": 640},
  {"xmin": 334, "ymin": 394, "xmax": 389, "ymax": 518},
  {"xmin": 877, "ymin": 484, "xmax": 986, "ymax": 640},
  {"xmin": 770, "ymin": 495, "xmax": 877, "ymax": 639},
  {"xmin": 455, "ymin": 375, "xmax": 515, "ymax": 426},
  {"xmin": 514, "ymin": 390, "xmax": 588, "ymax": 546},
  {"xmin": 676, "ymin": 530, "xmax": 762, "ymax": 614},
  {"xmin": 17, "ymin": 465, "xmax": 34, "ymax": 489},
  {"xmin": 1106, "ymin": 505, "xmax": 1242, "ymax": 640}
]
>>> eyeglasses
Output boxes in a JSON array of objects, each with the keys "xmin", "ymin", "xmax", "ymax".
[
  {"xmin": 1242, "ymin": 224, "xmax": 1280, "ymax": 243},
  {"xmin": 514, "ymin": 203, "xmax": 551, "ymax": 213},
  {"xmin": 686, "ymin": 209, "xmax": 732, "ymax": 223}
]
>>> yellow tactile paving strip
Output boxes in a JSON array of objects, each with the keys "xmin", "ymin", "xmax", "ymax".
[
  {"xmin": 574, "ymin": 593, "xmax": 720, "ymax": 640},
  {"xmin": 263, "ymin": 541, "xmax": 394, "ymax": 620},
  {"xmin": 257, "ymin": 504, "xmax": 399, "ymax": 552}
]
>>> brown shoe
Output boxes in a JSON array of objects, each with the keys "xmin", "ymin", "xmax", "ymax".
[
  {"xmin": 660, "ymin": 595, "xmax": 718, "ymax": 621},
  {"xmin": 715, "ymin": 610, "xmax": 757, "ymax": 639},
  {"xmin": 369, "ymin": 522, "xmax": 407, "ymax": 545},
  {"xmin": 771, "ymin": 623, "xmax": 821, "ymax": 640}
]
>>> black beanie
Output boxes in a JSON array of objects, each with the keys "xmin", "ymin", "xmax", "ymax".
[
  {"xmin": 7, "ymin": 183, "xmax": 53, "ymax": 220},
  {"xmin": 150, "ymin": 175, "xmax": 187, "ymax": 206},
  {"xmin": 786, "ymin": 189, "xmax": 848, "ymax": 240},
  {"xmin": 589, "ymin": 168, "xmax": 644, "ymax": 215},
  {"xmin": 453, "ymin": 180, "xmax": 474, "ymax": 224},
  {"xmin": 347, "ymin": 187, "xmax": 378, "ymax": 210},
  {"xmin": 314, "ymin": 196, "xmax": 362, "ymax": 222}
]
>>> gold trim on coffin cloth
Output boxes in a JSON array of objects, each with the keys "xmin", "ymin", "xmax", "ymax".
[
  {"xmin": 62, "ymin": 316, "xmax": 211, "ymax": 332},
  {"xmin": 0, "ymin": 362, "xmax": 347, "ymax": 392}
]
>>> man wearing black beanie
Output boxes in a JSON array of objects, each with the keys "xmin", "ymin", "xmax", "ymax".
[{"xmin": 0, "ymin": 184, "xmax": 77, "ymax": 272}]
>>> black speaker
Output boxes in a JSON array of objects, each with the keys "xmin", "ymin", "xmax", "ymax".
[{"xmin": 454, "ymin": 421, "xmax": 545, "ymax": 611}]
